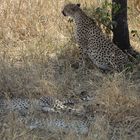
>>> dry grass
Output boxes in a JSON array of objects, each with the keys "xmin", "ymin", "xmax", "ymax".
[{"xmin": 0, "ymin": 0, "xmax": 140, "ymax": 140}]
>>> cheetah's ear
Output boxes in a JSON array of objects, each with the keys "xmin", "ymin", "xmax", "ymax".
[{"xmin": 77, "ymin": 3, "xmax": 80, "ymax": 7}]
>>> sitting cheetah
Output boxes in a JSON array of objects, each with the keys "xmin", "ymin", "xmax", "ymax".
[{"xmin": 62, "ymin": 3, "xmax": 130, "ymax": 72}]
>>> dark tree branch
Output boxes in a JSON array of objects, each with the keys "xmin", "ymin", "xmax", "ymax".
[
  {"xmin": 112, "ymin": 0, "xmax": 130, "ymax": 51},
  {"xmin": 112, "ymin": 0, "xmax": 139, "ymax": 58}
]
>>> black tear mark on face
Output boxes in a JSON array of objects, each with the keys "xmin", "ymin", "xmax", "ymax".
[
  {"xmin": 62, "ymin": 10, "xmax": 66, "ymax": 16},
  {"xmin": 77, "ymin": 3, "xmax": 81, "ymax": 7}
]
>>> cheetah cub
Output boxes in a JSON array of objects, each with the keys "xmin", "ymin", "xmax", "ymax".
[{"xmin": 62, "ymin": 3, "xmax": 130, "ymax": 72}]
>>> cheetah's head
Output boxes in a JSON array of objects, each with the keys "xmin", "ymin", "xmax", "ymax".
[{"xmin": 62, "ymin": 3, "xmax": 81, "ymax": 18}]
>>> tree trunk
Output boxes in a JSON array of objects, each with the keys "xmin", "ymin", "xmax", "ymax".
[{"xmin": 112, "ymin": 0, "xmax": 131, "ymax": 51}]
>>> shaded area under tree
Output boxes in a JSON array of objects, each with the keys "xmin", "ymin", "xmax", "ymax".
[{"xmin": 112, "ymin": 0, "xmax": 139, "ymax": 58}]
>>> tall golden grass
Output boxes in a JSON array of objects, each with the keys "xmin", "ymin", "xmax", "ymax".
[{"xmin": 0, "ymin": 0, "xmax": 139, "ymax": 140}]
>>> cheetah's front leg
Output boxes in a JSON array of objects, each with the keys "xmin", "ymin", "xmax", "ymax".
[
  {"xmin": 71, "ymin": 48, "xmax": 94, "ymax": 69},
  {"xmin": 71, "ymin": 48, "xmax": 86, "ymax": 69}
]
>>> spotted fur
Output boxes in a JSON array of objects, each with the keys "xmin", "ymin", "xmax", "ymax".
[
  {"xmin": 62, "ymin": 3, "xmax": 130, "ymax": 72},
  {"xmin": 0, "ymin": 96, "xmax": 83, "ymax": 116}
]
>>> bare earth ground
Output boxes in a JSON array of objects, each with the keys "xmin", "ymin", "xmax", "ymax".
[{"xmin": 0, "ymin": 0, "xmax": 140, "ymax": 140}]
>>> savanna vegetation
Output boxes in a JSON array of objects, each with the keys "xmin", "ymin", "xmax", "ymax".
[{"xmin": 0, "ymin": 0, "xmax": 139, "ymax": 140}]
